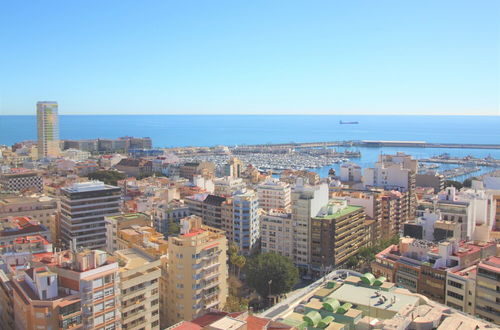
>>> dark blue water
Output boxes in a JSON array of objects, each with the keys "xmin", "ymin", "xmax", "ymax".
[
  {"xmin": 1, "ymin": 115, "xmax": 499, "ymax": 180},
  {"xmin": 1, "ymin": 115, "xmax": 499, "ymax": 147}
]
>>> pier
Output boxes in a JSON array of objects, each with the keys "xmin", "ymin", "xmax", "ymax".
[{"xmin": 242, "ymin": 140, "xmax": 500, "ymax": 150}]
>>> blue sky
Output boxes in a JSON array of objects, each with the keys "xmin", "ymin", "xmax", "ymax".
[{"xmin": 0, "ymin": 0, "xmax": 498, "ymax": 115}]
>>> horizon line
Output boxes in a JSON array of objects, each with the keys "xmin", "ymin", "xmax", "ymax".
[{"xmin": 1, "ymin": 113, "xmax": 499, "ymax": 116}]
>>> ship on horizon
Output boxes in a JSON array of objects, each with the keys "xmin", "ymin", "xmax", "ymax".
[{"xmin": 339, "ymin": 120, "xmax": 359, "ymax": 124}]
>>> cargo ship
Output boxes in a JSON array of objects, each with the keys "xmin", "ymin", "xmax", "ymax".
[{"xmin": 339, "ymin": 120, "xmax": 359, "ymax": 124}]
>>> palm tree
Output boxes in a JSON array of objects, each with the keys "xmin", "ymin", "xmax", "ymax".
[{"xmin": 233, "ymin": 255, "xmax": 246, "ymax": 278}]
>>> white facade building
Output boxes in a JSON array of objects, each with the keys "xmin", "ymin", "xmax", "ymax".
[
  {"xmin": 340, "ymin": 162, "xmax": 362, "ymax": 183},
  {"xmin": 291, "ymin": 181, "xmax": 329, "ymax": 271}
]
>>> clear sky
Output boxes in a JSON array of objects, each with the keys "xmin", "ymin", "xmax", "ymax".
[{"xmin": 0, "ymin": 0, "xmax": 498, "ymax": 115}]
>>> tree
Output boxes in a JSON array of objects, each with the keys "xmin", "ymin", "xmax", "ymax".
[
  {"xmin": 167, "ymin": 222, "xmax": 180, "ymax": 236},
  {"xmin": 444, "ymin": 180, "xmax": 463, "ymax": 190},
  {"xmin": 346, "ymin": 256, "xmax": 359, "ymax": 269},
  {"xmin": 87, "ymin": 170, "xmax": 126, "ymax": 186},
  {"xmin": 463, "ymin": 177, "xmax": 477, "ymax": 188},
  {"xmin": 223, "ymin": 295, "xmax": 249, "ymax": 313},
  {"xmin": 245, "ymin": 253, "xmax": 299, "ymax": 299},
  {"xmin": 233, "ymin": 255, "xmax": 246, "ymax": 278}
]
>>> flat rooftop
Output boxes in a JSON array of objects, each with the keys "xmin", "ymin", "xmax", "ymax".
[
  {"xmin": 327, "ymin": 283, "xmax": 419, "ymax": 313},
  {"xmin": 115, "ymin": 248, "xmax": 158, "ymax": 271},
  {"xmin": 314, "ymin": 205, "xmax": 362, "ymax": 220}
]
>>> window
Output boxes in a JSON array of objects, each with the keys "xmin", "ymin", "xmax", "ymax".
[
  {"xmin": 447, "ymin": 280, "xmax": 463, "ymax": 289},
  {"xmin": 104, "ymin": 287, "xmax": 114, "ymax": 297},
  {"xmin": 94, "ymin": 290, "xmax": 104, "ymax": 300},
  {"xmin": 95, "ymin": 303, "xmax": 104, "ymax": 313},
  {"xmin": 447, "ymin": 290, "xmax": 464, "ymax": 301}
]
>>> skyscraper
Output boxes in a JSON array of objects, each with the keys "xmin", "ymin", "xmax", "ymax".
[
  {"xmin": 37, "ymin": 101, "xmax": 60, "ymax": 158},
  {"xmin": 60, "ymin": 181, "xmax": 121, "ymax": 250}
]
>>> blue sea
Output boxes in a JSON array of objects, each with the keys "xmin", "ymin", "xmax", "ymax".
[{"xmin": 1, "ymin": 115, "xmax": 499, "ymax": 180}]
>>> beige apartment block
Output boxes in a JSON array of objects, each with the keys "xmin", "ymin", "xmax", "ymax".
[
  {"xmin": 162, "ymin": 215, "xmax": 228, "ymax": 327},
  {"xmin": 0, "ymin": 195, "xmax": 58, "ymax": 242},
  {"xmin": 116, "ymin": 248, "xmax": 161, "ymax": 330},
  {"xmin": 260, "ymin": 209, "xmax": 293, "ymax": 259},
  {"xmin": 257, "ymin": 178, "xmax": 291, "ymax": 212},
  {"xmin": 105, "ymin": 212, "xmax": 151, "ymax": 253}
]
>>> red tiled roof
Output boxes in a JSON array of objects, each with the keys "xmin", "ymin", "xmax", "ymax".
[
  {"xmin": 246, "ymin": 315, "xmax": 270, "ymax": 330},
  {"xmin": 170, "ymin": 321, "xmax": 202, "ymax": 330},
  {"xmin": 191, "ymin": 311, "xmax": 228, "ymax": 327}
]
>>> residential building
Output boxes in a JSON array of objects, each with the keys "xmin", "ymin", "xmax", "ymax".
[
  {"xmin": 380, "ymin": 190, "xmax": 408, "ymax": 238},
  {"xmin": 340, "ymin": 162, "xmax": 362, "ymax": 183},
  {"xmin": 446, "ymin": 265, "xmax": 477, "ymax": 314},
  {"xmin": 0, "ymin": 171, "xmax": 43, "ymax": 193},
  {"xmin": 115, "ymin": 158, "xmax": 153, "ymax": 177},
  {"xmin": 0, "ymin": 269, "xmax": 14, "ymax": 330},
  {"xmin": 0, "ymin": 234, "xmax": 53, "ymax": 267},
  {"xmin": 0, "ymin": 195, "xmax": 58, "ymax": 243},
  {"xmin": 116, "ymin": 248, "xmax": 161, "ymax": 330},
  {"xmin": 232, "ymin": 189, "xmax": 260, "ymax": 255},
  {"xmin": 162, "ymin": 215, "xmax": 228, "ymax": 327},
  {"xmin": 185, "ymin": 194, "xmax": 227, "ymax": 229},
  {"xmin": 363, "ymin": 152, "xmax": 417, "ymax": 221},
  {"xmin": 105, "ymin": 213, "xmax": 151, "ymax": 253},
  {"xmin": 116, "ymin": 225, "xmax": 168, "ymax": 256},
  {"xmin": 60, "ymin": 181, "xmax": 121, "ymax": 250},
  {"xmin": 310, "ymin": 199, "xmax": 366, "ymax": 274},
  {"xmin": 290, "ymin": 181, "xmax": 329, "ymax": 272},
  {"xmin": 15, "ymin": 249, "xmax": 121, "ymax": 330},
  {"xmin": 224, "ymin": 157, "xmax": 244, "ymax": 178},
  {"xmin": 12, "ymin": 265, "xmax": 83, "ymax": 330},
  {"xmin": 37, "ymin": 101, "xmax": 60, "ymax": 158},
  {"xmin": 416, "ymin": 172, "xmax": 445, "ymax": 193},
  {"xmin": 180, "ymin": 162, "xmax": 215, "ymax": 180},
  {"xmin": 475, "ymin": 256, "xmax": 500, "ymax": 324},
  {"xmin": 371, "ymin": 237, "xmax": 496, "ymax": 304},
  {"xmin": 213, "ymin": 177, "xmax": 246, "ymax": 196},
  {"xmin": 0, "ymin": 216, "xmax": 51, "ymax": 246},
  {"xmin": 154, "ymin": 199, "xmax": 190, "ymax": 237},
  {"xmin": 257, "ymin": 178, "xmax": 291, "ymax": 212},
  {"xmin": 260, "ymin": 209, "xmax": 293, "ymax": 259}
]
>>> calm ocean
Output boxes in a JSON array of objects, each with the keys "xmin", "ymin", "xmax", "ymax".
[{"xmin": 1, "ymin": 115, "xmax": 499, "ymax": 180}]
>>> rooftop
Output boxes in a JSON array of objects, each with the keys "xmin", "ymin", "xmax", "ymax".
[{"xmin": 63, "ymin": 181, "xmax": 118, "ymax": 193}]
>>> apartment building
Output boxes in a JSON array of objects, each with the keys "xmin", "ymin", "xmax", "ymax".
[
  {"xmin": 446, "ymin": 265, "xmax": 477, "ymax": 314},
  {"xmin": 257, "ymin": 178, "xmax": 291, "ymax": 212},
  {"xmin": 14, "ymin": 249, "xmax": 121, "ymax": 330},
  {"xmin": 0, "ymin": 234, "xmax": 52, "ymax": 267},
  {"xmin": 116, "ymin": 248, "xmax": 161, "ymax": 330},
  {"xmin": 0, "ymin": 171, "xmax": 43, "ymax": 193},
  {"xmin": 60, "ymin": 181, "xmax": 121, "ymax": 250},
  {"xmin": 310, "ymin": 199, "xmax": 366, "ymax": 274},
  {"xmin": 0, "ymin": 216, "xmax": 51, "ymax": 246},
  {"xmin": 333, "ymin": 190, "xmax": 382, "ymax": 244},
  {"xmin": 291, "ymin": 182, "xmax": 329, "ymax": 272},
  {"xmin": 37, "ymin": 101, "xmax": 60, "ymax": 158},
  {"xmin": 475, "ymin": 256, "xmax": 500, "ymax": 324},
  {"xmin": 0, "ymin": 269, "xmax": 14, "ymax": 330},
  {"xmin": 371, "ymin": 237, "xmax": 496, "ymax": 305},
  {"xmin": 185, "ymin": 194, "xmax": 227, "ymax": 229},
  {"xmin": 339, "ymin": 162, "xmax": 362, "ymax": 183},
  {"xmin": 153, "ymin": 199, "xmax": 190, "ymax": 237},
  {"xmin": 115, "ymin": 158, "xmax": 153, "ymax": 177},
  {"xmin": 363, "ymin": 152, "xmax": 417, "ymax": 221},
  {"xmin": 224, "ymin": 157, "xmax": 244, "ymax": 179},
  {"xmin": 0, "ymin": 195, "xmax": 58, "ymax": 245},
  {"xmin": 116, "ymin": 225, "xmax": 168, "ymax": 256},
  {"xmin": 232, "ymin": 189, "xmax": 260, "ymax": 255},
  {"xmin": 213, "ymin": 177, "xmax": 246, "ymax": 196},
  {"xmin": 162, "ymin": 215, "xmax": 228, "ymax": 327},
  {"xmin": 12, "ymin": 266, "xmax": 83, "ymax": 330},
  {"xmin": 105, "ymin": 212, "xmax": 151, "ymax": 253},
  {"xmin": 380, "ymin": 190, "xmax": 408, "ymax": 238},
  {"xmin": 260, "ymin": 209, "xmax": 293, "ymax": 259},
  {"xmin": 180, "ymin": 162, "xmax": 215, "ymax": 180}
]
